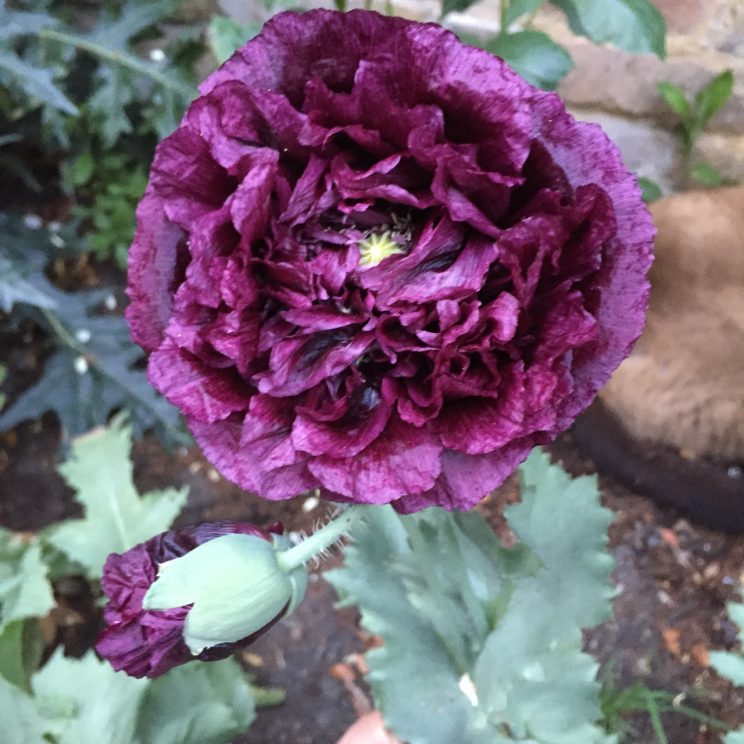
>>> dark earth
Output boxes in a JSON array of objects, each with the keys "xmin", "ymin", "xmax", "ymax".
[{"xmin": 1, "ymin": 340, "xmax": 744, "ymax": 743}]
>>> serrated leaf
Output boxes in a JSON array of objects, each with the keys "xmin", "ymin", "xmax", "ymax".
[
  {"xmin": 0, "ymin": 5, "xmax": 54, "ymax": 40},
  {"xmin": 46, "ymin": 414, "xmax": 187, "ymax": 577},
  {"xmin": 0, "ymin": 51, "xmax": 77, "ymax": 114},
  {"xmin": 487, "ymin": 30, "xmax": 573, "ymax": 90},
  {"xmin": 504, "ymin": 0, "xmax": 547, "ymax": 27},
  {"xmin": 0, "ymin": 674, "xmax": 48, "ymax": 744},
  {"xmin": 0, "ymin": 214, "xmax": 61, "ymax": 313},
  {"xmin": 694, "ymin": 69, "xmax": 734, "ymax": 129},
  {"xmin": 0, "ymin": 530, "xmax": 55, "ymax": 633},
  {"xmin": 32, "ymin": 648, "xmax": 147, "ymax": 744},
  {"xmin": 551, "ymin": 0, "xmax": 666, "ymax": 58},
  {"xmin": 208, "ymin": 16, "xmax": 261, "ymax": 65},
  {"xmin": 35, "ymin": 1, "xmax": 195, "ymax": 147},
  {"xmin": 472, "ymin": 450, "xmax": 614, "ymax": 743},
  {"xmin": 23, "ymin": 650, "xmax": 254, "ymax": 744},
  {"xmin": 328, "ymin": 450, "xmax": 616, "ymax": 744},
  {"xmin": 657, "ymin": 81, "xmax": 690, "ymax": 119},
  {"xmin": 0, "ymin": 256, "xmax": 58, "ymax": 313},
  {"xmin": 136, "ymin": 659, "xmax": 255, "ymax": 744},
  {"xmin": 0, "ymin": 285, "xmax": 188, "ymax": 447},
  {"xmin": 710, "ymin": 650, "xmax": 744, "ymax": 687}
]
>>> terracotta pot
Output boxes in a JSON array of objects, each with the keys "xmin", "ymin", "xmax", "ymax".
[{"xmin": 336, "ymin": 712, "xmax": 402, "ymax": 744}]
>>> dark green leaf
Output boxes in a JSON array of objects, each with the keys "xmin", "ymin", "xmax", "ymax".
[
  {"xmin": 0, "ymin": 3, "xmax": 56, "ymax": 41},
  {"xmin": 504, "ymin": 0, "xmax": 547, "ymax": 27},
  {"xmin": 208, "ymin": 16, "xmax": 261, "ymax": 65},
  {"xmin": 0, "ymin": 255, "xmax": 58, "ymax": 314},
  {"xmin": 638, "ymin": 177, "xmax": 662, "ymax": 203},
  {"xmin": 552, "ymin": 0, "xmax": 666, "ymax": 58},
  {"xmin": 690, "ymin": 162, "xmax": 723, "ymax": 187},
  {"xmin": 0, "ymin": 286, "xmax": 188, "ymax": 447},
  {"xmin": 0, "ymin": 52, "xmax": 77, "ymax": 114},
  {"xmin": 657, "ymin": 81, "xmax": 690, "ymax": 120},
  {"xmin": 0, "ymin": 620, "xmax": 44, "ymax": 692},
  {"xmin": 47, "ymin": 414, "xmax": 187, "ymax": 577},
  {"xmin": 694, "ymin": 69, "xmax": 734, "ymax": 129},
  {"xmin": 487, "ymin": 30, "xmax": 573, "ymax": 89},
  {"xmin": 442, "ymin": 0, "xmax": 480, "ymax": 15}
]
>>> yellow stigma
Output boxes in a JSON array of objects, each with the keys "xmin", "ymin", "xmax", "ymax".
[{"xmin": 358, "ymin": 231, "xmax": 406, "ymax": 268}]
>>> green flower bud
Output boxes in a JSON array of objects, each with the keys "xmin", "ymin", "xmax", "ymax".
[{"xmin": 143, "ymin": 533, "xmax": 307, "ymax": 655}]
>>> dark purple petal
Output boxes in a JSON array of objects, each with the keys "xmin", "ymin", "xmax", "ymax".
[
  {"xmin": 310, "ymin": 416, "xmax": 442, "ymax": 502},
  {"xmin": 127, "ymin": 9, "xmax": 653, "ymax": 511},
  {"xmin": 96, "ymin": 521, "xmax": 279, "ymax": 678}
]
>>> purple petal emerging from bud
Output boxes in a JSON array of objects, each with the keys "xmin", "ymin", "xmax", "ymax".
[{"xmin": 96, "ymin": 521, "xmax": 284, "ymax": 678}]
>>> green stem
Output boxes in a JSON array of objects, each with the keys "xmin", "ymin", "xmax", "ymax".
[
  {"xmin": 277, "ymin": 506, "xmax": 367, "ymax": 572},
  {"xmin": 38, "ymin": 28, "xmax": 194, "ymax": 98},
  {"xmin": 500, "ymin": 0, "xmax": 510, "ymax": 35}
]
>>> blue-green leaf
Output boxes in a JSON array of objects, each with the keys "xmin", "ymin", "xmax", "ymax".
[
  {"xmin": 46, "ymin": 414, "xmax": 187, "ymax": 577},
  {"xmin": 552, "ymin": 0, "xmax": 666, "ymax": 58},
  {"xmin": 137, "ymin": 660, "xmax": 256, "ymax": 744},
  {"xmin": 208, "ymin": 16, "xmax": 261, "ymax": 64},
  {"xmin": 328, "ymin": 450, "xmax": 616, "ymax": 744},
  {"xmin": 0, "ymin": 530, "xmax": 54, "ymax": 633}
]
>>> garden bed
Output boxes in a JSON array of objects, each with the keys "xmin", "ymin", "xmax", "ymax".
[{"xmin": 2, "ymin": 409, "xmax": 743, "ymax": 743}]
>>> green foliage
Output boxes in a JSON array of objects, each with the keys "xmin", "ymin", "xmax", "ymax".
[
  {"xmin": 637, "ymin": 177, "xmax": 662, "ymax": 203},
  {"xmin": 328, "ymin": 449, "xmax": 616, "ymax": 744},
  {"xmin": 0, "ymin": 529, "xmax": 54, "ymax": 634},
  {"xmin": 0, "ymin": 2, "xmax": 77, "ymax": 116},
  {"xmin": 658, "ymin": 71, "xmax": 734, "ymax": 152},
  {"xmin": 442, "ymin": 0, "xmax": 480, "ymax": 15},
  {"xmin": 0, "ymin": 220, "xmax": 187, "ymax": 445},
  {"xmin": 4, "ymin": 650, "xmax": 255, "ymax": 744},
  {"xmin": 503, "ymin": 0, "xmax": 547, "ymax": 27},
  {"xmin": 599, "ymin": 677, "xmax": 727, "ymax": 743},
  {"xmin": 0, "ymin": 529, "xmax": 53, "ymax": 693},
  {"xmin": 137, "ymin": 657, "xmax": 256, "ymax": 744},
  {"xmin": 551, "ymin": 0, "xmax": 665, "ymax": 58},
  {"xmin": 208, "ymin": 16, "xmax": 261, "ymax": 65},
  {"xmin": 0, "ymin": 214, "xmax": 60, "ymax": 314},
  {"xmin": 487, "ymin": 30, "xmax": 573, "ymax": 90},
  {"xmin": 63, "ymin": 152, "xmax": 148, "ymax": 268},
  {"xmin": 711, "ymin": 603, "xmax": 744, "ymax": 742},
  {"xmin": 658, "ymin": 70, "xmax": 734, "ymax": 187},
  {"xmin": 1, "ymin": 0, "xmax": 196, "ymax": 147},
  {"xmin": 0, "ymin": 619, "xmax": 44, "ymax": 692},
  {"xmin": 0, "ymin": 673, "xmax": 48, "ymax": 744},
  {"xmin": 46, "ymin": 414, "xmax": 187, "ymax": 577}
]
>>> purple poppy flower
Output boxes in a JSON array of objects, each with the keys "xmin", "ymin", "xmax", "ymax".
[
  {"xmin": 96, "ymin": 520, "xmax": 293, "ymax": 678},
  {"xmin": 127, "ymin": 10, "xmax": 653, "ymax": 512}
]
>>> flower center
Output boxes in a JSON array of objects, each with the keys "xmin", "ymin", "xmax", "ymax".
[{"xmin": 358, "ymin": 231, "xmax": 406, "ymax": 268}]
